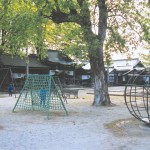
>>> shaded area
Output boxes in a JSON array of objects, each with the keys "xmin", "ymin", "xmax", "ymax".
[{"xmin": 105, "ymin": 118, "xmax": 150, "ymax": 137}]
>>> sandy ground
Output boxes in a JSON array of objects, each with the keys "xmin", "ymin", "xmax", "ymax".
[{"xmin": 0, "ymin": 87, "xmax": 150, "ymax": 150}]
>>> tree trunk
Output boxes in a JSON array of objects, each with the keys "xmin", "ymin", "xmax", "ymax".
[
  {"xmin": 0, "ymin": 29, "xmax": 6, "ymax": 54},
  {"xmin": 93, "ymin": 72, "xmax": 110, "ymax": 106},
  {"xmin": 89, "ymin": 0, "xmax": 110, "ymax": 106},
  {"xmin": 26, "ymin": 63, "xmax": 29, "ymax": 76},
  {"xmin": 90, "ymin": 47, "xmax": 110, "ymax": 106},
  {"xmin": 26, "ymin": 48, "xmax": 29, "ymax": 76},
  {"xmin": 93, "ymin": 0, "xmax": 110, "ymax": 106}
]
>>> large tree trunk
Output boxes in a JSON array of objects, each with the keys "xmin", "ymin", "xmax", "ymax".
[
  {"xmin": 92, "ymin": 0, "xmax": 110, "ymax": 106},
  {"xmin": 89, "ymin": 0, "xmax": 110, "ymax": 106},
  {"xmin": 90, "ymin": 47, "xmax": 110, "ymax": 106}
]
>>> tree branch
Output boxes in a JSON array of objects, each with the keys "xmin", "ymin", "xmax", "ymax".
[{"xmin": 41, "ymin": 0, "xmax": 79, "ymax": 23}]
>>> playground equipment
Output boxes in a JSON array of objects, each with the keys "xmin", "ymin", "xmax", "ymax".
[
  {"xmin": 0, "ymin": 68, "xmax": 15, "ymax": 91},
  {"xmin": 124, "ymin": 69, "xmax": 150, "ymax": 125},
  {"xmin": 12, "ymin": 75, "xmax": 68, "ymax": 118}
]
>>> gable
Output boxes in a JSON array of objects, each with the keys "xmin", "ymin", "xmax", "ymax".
[{"xmin": 111, "ymin": 58, "xmax": 145, "ymax": 71}]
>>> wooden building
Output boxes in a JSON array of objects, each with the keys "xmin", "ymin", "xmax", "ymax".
[
  {"xmin": 108, "ymin": 58, "xmax": 145, "ymax": 85},
  {"xmin": 42, "ymin": 49, "xmax": 75, "ymax": 85},
  {"xmin": 0, "ymin": 50, "xmax": 76, "ymax": 91},
  {"xmin": 77, "ymin": 58, "xmax": 146, "ymax": 86},
  {"xmin": 0, "ymin": 54, "xmax": 49, "ymax": 91},
  {"xmin": 75, "ymin": 62, "xmax": 92, "ymax": 86}
]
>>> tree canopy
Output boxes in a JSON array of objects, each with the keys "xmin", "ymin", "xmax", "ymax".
[
  {"xmin": 36, "ymin": 0, "xmax": 150, "ymax": 105},
  {"xmin": 0, "ymin": 0, "xmax": 47, "ymax": 58},
  {"xmin": 0, "ymin": 0, "xmax": 149, "ymax": 60}
]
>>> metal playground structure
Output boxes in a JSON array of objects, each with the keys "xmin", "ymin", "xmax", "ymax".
[{"xmin": 124, "ymin": 69, "xmax": 150, "ymax": 125}]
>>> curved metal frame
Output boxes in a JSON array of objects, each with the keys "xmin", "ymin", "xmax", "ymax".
[{"xmin": 124, "ymin": 70, "xmax": 150, "ymax": 125}]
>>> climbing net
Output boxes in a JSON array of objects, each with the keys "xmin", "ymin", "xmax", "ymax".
[{"xmin": 12, "ymin": 75, "xmax": 68, "ymax": 117}]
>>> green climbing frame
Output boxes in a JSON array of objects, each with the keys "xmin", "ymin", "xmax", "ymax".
[{"xmin": 12, "ymin": 75, "xmax": 68, "ymax": 117}]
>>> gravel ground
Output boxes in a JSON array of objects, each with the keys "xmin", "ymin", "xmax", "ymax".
[{"xmin": 0, "ymin": 88, "xmax": 150, "ymax": 150}]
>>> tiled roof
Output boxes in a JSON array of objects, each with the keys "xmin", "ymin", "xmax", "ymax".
[
  {"xmin": 47, "ymin": 50, "xmax": 73, "ymax": 65},
  {"xmin": 0, "ymin": 54, "xmax": 48, "ymax": 68},
  {"xmin": 82, "ymin": 58, "xmax": 145, "ymax": 71},
  {"xmin": 111, "ymin": 58, "xmax": 141, "ymax": 68}
]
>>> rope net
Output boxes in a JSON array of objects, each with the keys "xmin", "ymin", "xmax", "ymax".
[{"xmin": 13, "ymin": 75, "xmax": 68, "ymax": 116}]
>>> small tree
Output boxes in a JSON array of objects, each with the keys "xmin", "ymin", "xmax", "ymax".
[{"xmin": 0, "ymin": 0, "xmax": 48, "ymax": 75}]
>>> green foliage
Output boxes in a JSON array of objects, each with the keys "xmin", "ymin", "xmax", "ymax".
[
  {"xmin": 44, "ymin": 0, "xmax": 150, "ymax": 62},
  {"xmin": 141, "ymin": 50, "xmax": 150, "ymax": 66},
  {"xmin": 106, "ymin": 0, "xmax": 150, "ymax": 57},
  {"xmin": 0, "ymin": 0, "xmax": 47, "ymax": 59},
  {"xmin": 45, "ymin": 21, "xmax": 90, "ymax": 61},
  {"xmin": 104, "ymin": 48, "xmax": 113, "ymax": 67},
  {"xmin": 0, "ymin": 0, "xmax": 149, "ymax": 62}
]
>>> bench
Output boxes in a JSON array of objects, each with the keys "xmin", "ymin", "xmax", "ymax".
[{"xmin": 62, "ymin": 88, "xmax": 79, "ymax": 98}]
